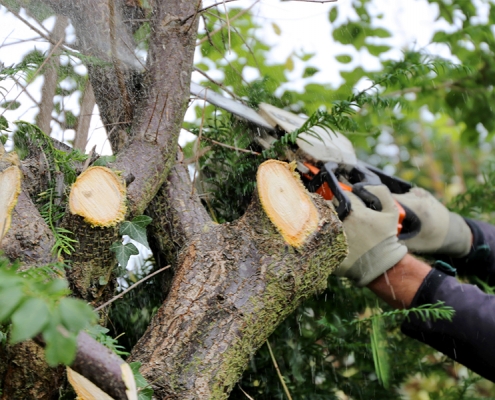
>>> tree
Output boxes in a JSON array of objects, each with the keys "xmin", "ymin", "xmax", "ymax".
[
  {"xmin": 0, "ymin": 1, "xmax": 347, "ymax": 399},
  {"xmin": 2, "ymin": 0, "xmax": 495, "ymax": 399}
]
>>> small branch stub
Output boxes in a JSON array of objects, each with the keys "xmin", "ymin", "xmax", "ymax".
[
  {"xmin": 257, "ymin": 160, "xmax": 319, "ymax": 247},
  {"xmin": 67, "ymin": 363, "xmax": 137, "ymax": 400},
  {"xmin": 69, "ymin": 166, "xmax": 126, "ymax": 227},
  {"xmin": 0, "ymin": 166, "xmax": 22, "ymax": 242}
]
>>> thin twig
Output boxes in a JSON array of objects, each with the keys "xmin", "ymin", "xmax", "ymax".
[
  {"xmin": 8, "ymin": 75, "xmax": 40, "ymax": 106},
  {"xmin": 266, "ymin": 340, "xmax": 293, "ymax": 400},
  {"xmin": 230, "ymin": 24, "xmax": 262, "ymax": 71},
  {"xmin": 202, "ymin": 137, "xmax": 261, "ymax": 155},
  {"xmin": 384, "ymin": 80, "xmax": 455, "ymax": 98},
  {"xmin": 197, "ymin": 2, "xmax": 258, "ymax": 46},
  {"xmin": 0, "ymin": 36, "xmax": 65, "ymax": 119},
  {"xmin": 222, "ymin": 0, "xmax": 232, "ymax": 53},
  {"xmin": 195, "ymin": 0, "xmax": 241, "ymax": 18},
  {"xmin": 191, "ymin": 99, "xmax": 208, "ymax": 195},
  {"xmin": 199, "ymin": 16, "xmax": 249, "ymax": 85},
  {"xmin": 5, "ymin": 7, "xmax": 73, "ymax": 53},
  {"xmin": 0, "ymin": 37, "xmax": 45, "ymax": 48},
  {"xmin": 154, "ymin": 93, "xmax": 168, "ymax": 143},
  {"xmin": 193, "ymin": 67, "xmax": 239, "ymax": 100},
  {"xmin": 238, "ymin": 385, "xmax": 255, "ymax": 400},
  {"xmin": 144, "ymin": 92, "xmax": 159, "ymax": 138},
  {"xmin": 94, "ymin": 265, "xmax": 171, "ymax": 312}
]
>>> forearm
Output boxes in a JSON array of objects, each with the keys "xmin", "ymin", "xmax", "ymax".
[
  {"xmin": 367, "ymin": 254, "xmax": 431, "ymax": 309},
  {"xmin": 368, "ymin": 253, "xmax": 495, "ymax": 382}
]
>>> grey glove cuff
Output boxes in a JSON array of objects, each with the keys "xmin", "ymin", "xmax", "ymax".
[
  {"xmin": 345, "ymin": 236, "xmax": 407, "ymax": 287},
  {"xmin": 440, "ymin": 212, "xmax": 472, "ymax": 257}
]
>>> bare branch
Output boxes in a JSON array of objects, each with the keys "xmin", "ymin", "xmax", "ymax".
[
  {"xmin": 196, "ymin": 2, "xmax": 258, "ymax": 46},
  {"xmin": 36, "ymin": 16, "xmax": 69, "ymax": 135},
  {"xmin": 74, "ymin": 80, "xmax": 96, "ymax": 151},
  {"xmin": 193, "ymin": 67, "xmax": 239, "ymax": 100},
  {"xmin": 0, "ymin": 36, "xmax": 65, "ymax": 119},
  {"xmin": 95, "ymin": 265, "xmax": 171, "ymax": 312}
]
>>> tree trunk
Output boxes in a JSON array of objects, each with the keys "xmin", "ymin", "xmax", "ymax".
[{"xmin": 129, "ymin": 161, "xmax": 347, "ymax": 399}]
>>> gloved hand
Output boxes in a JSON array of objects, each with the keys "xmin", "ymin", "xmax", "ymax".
[
  {"xmin": 334, "ymin": 185, "xmax": 407, "ymax": 287},
  {"xmin": 393, "ymin": 188, "xmax": 472, "ymax": 257}
]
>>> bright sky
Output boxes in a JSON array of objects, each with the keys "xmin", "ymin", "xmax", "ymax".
[{"xmin": 0, "ymin": 0, "xmax": 473, "ymax": 152}]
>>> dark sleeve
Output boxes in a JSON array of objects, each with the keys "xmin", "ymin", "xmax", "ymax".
[
  {"xmin": 401, "ymin": 269, "xmax": 495, "ymax": 382},
  {"xmin": 438, "ymin": 219, "xmax": 495, "ymax": 285}
]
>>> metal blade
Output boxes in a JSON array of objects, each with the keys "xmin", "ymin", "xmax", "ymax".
[
  {"xmin": 190, "ymin": 82, "xmax": 275, "ymax": 131},
  {"xmin": 258, "ymin": 103, "xmax": 357, "ymax": 166}
]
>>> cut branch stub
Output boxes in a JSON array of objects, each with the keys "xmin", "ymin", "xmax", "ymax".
[
  {"xmin": 0, "ymin": 166, "xmax": 22, "ymax": 242},
  {"xmin": 69, "ymin": 166, "xmax": 126, "ymax": 227},
  {"xmin": 129, "ymin": 160, "xmax": 346, "ymax": 399},
  {"xmin": 257, "ymin": 160, "xmax": 319, "ymax": 247}
]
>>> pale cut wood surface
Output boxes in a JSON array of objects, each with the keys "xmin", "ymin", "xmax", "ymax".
[
  {"xmin": 69, "ymin": 166, "xmax": 126, "ymax": 227},
  {"xmin": 257, "ymin": 160, "xmax": 319, "ymax": 247},
  {"xmin": 67, "ymin": 364, "xmax": 137, "ymax": 400},
  {"xmin": 0, "ymin": 166, "xmax": 22, "ymax": 242},
  {"xmin": 67, "ymin": 367, "xmax": 114, "ymax": 400}
]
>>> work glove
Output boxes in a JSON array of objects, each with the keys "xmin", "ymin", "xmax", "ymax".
[
  {"xmin": 392, "ymin": 188, "xmax": 472, "ymax": 257},
  {"xmin": 334, "ymin": 185, "xmax": 407, "ymax": 287}
]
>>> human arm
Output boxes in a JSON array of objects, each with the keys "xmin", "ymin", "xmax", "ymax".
[
  {"xmin": 366, "ymin": 254, "xmax": 431, "ymax": 309},
  {"xmin": 338, "ymin": 186, "xmax": 495, "ymax": 382},
  {"xmin": 367, "ymin": 255, "xmax": 495, "ymax": 382}
]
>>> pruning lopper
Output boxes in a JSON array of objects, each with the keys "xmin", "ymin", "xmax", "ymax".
[{"xmin": 190, "ymin": 83, "xmax": 421, "ymax": 239}]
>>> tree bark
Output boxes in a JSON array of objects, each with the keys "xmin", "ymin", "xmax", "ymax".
[
  {"xmin": 129, "ymin": 161, "xmax": 347, "ymax": 399},
  {"xmin": 36, "ymin": 16, "xmax": 68, "ymax": 135}
]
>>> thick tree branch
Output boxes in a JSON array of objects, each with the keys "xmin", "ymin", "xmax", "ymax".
[
  {"xmin": 112, "ymin": 0, "xmax": 201, "ymax": 215},
  {"xmin": 129, "ymin": 162, "xmax": 347, "ymax": 398}
]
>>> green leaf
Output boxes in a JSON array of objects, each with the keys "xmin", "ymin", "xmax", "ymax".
[
  {"xmin": 131, "ymin": 215, "xmax": 153, "ymax": 229},
  {"xmin": 44, "ymin": 325, "xmax": 77, "ymax": 366},
  {"xmin": 119, "ymin": 216, "xmax": 152, "ymax": 248},
  {"xmin": 93, "ymin": 155, "xmax": 116, "ymax": 166},
  {"xmin": 0, "ymin": 286, "xmax": 24, "ymax": 321},
  {"xmin": 272, "ymin": 22, "xmax": 281, "ymax": 36},
  {"xmin": 130, "ymin": 362, "xmax": 154, "ymax": 400},
  {"xmin": 370, "ymin": 315, "xmax": 390, "ymax": 389},
  {"xmin": 45, "ymin": 279, "xmax": 70, "ymax": 296},
  {"xmin": 366, "ymin": 45, "xmax": 391, "ymax": 56},
  {"xmin": 371, "ymin": 27, "xmax": 391, "ymax": 38},
  {"xmin": 303, "ymin": 67, "xmax": 319, "ymax": 78},
  {"xmin": 336, "ymin": 55, "xmax": 352, "ymax": 64},
  {"xmin": 110, "ymin": 242, "xmax": 139, "ymax": 267},
  {"xmin": 0, "ymin": 101, "xmax": 21, "ymax": 110},
  {"xmin": 0, "ymin": 115, "xmax": 8, "ymax": 131},
  {"xmin": 333, "ymin": 22, "xmax": 365, "ymax": 48},
  {"xmin": 285, "ymin": 56, "xmax": 294, "ymax": 72},
  {"xmin": 329, "ymin": 7, "xmax": 338, "ymax": 23},
  {"xmin": 10, "ymin": 298, "xmax": 50, "ymax": 343},
  {"xmin": 299, "ymin": 53, "xmax": 315, "ymax": 62},
  {"xmin": 59, "ymin": 298, "xmax": 96, "ymax": 332}
]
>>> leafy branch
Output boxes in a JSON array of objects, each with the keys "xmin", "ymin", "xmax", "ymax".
[
  {"xmin": 352, "ymin": 301, "xmax": 455, "ymax": 326},
  {"xmin": 0, "ymin": 256, "xmax": 96, "ymax": 366},
  {"xmin": 13, "ymin": 121, "xmax": 87, "ymax": 257}
]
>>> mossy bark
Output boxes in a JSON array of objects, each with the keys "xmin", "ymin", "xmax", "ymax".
[
  {"xmin": 129, "ymin": 186, "xmax": 346, "ymax": 399},
  {"xmin": 0, "ymin": 341, "xmax": 65, "ymax": 400}
]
